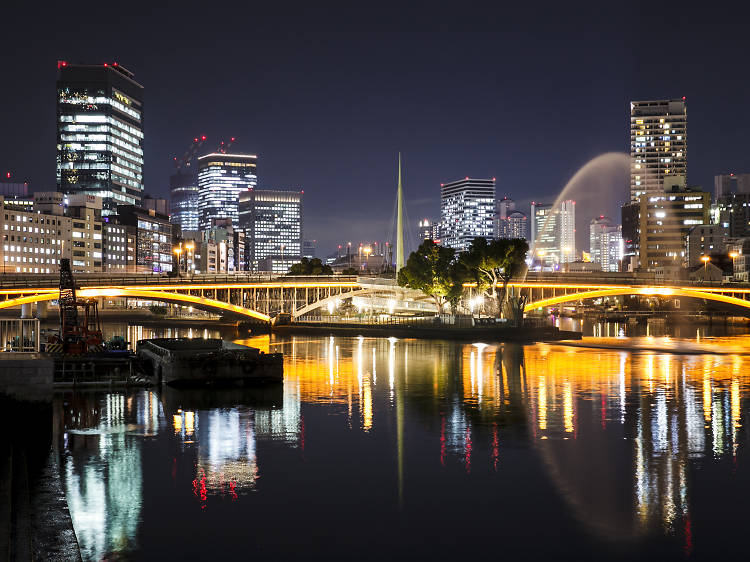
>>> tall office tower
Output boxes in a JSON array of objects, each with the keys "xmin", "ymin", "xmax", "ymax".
[
  {"xmin": 531, "ymin": 201, "xmax": 575, "ymax": 268},
  {"xmin": 170, "ymin": 170, "xmax": 199, "ymax": 233},
  {"xmin": 506, "ymin": 211, "xmax": 528, "ymax": 240},
  {"xmin": 558, "ymin": 200, "xmax": 576, "ymax": 263},
  {"xmin": 239, "ymin": 189, "xmax": 303, "ymax": 273},
  {"xmin": 495, "ymin": 197, "xmax": 515, "ymax": 238},
  {"xmin": 56, "ymin": 61, "xmax": 144, "ymax": 213},
  {"xmin": 589, "ymin": 216, "xmax": 622, "ymax": 272},
  {"xmin": 630, "ymin": 99, "xmax": 687, "ymax": 202},
  {"xmin": 440, "ymin": 178, "xmax": 495, "ymax": 251},
  {"xmin": 197, "ymin": 153, "xmax": 257, "ymax": 230}
]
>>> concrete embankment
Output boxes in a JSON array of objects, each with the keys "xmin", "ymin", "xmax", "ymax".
[
  {"xmin": 0, "ymin": 357, "xmax": 81, "ymax": 560},
  {"xmin": 272, "ymin": 322, "xmax": 581, "ymax": 342}
]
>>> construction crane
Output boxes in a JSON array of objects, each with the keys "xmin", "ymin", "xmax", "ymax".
[
  {"xmin": 216, "ymin": 137, "xmax": 236, "ymax": 154},
  {"xmin": 173, "ymin": 135, "xmax": 207, "ymax": 170},
  {"xmin": 47, "ymin": 258, "xmax": 103, "ymax": 354}
]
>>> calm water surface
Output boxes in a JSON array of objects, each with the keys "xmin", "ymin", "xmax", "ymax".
[{"xmin": 56, "ymin": 325, "xmax": 750, "ymax": 560}]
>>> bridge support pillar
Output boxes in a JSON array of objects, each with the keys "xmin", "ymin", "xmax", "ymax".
[
  {"xmin": 21, "ymin": 303, "xmax": 32, "ymax": 319},
  {"xmin": 35, "ymin": 301, "xmax": 48, "ymax": 320}
]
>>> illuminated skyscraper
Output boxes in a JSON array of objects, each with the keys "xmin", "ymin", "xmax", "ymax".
[
  {"xmin": 56, "ymin": 61, "xmax": 144, "ymax": 213},
  {"xmin": 170, "ymin": 171, "xmax": 199, "ymax": 233},
  {"xmin": 197, "ymin": 153, "xmax": 257, "ymax": 230},
  {"xmin": 440, "ymin": 178, "xmax": 495, "ymax": 251},
  {"xmin": 630, "ymin": 99, "xmax": 687, "ymax": 202},
  {"xmin": 239, "ymin": 189, "xmax": 303, "ymax": 273},
  {"xmin": 531, "ymin": 200, "xmax": 575, "ymax": 269},
  {"xmin": 589, "ymin": 216, "xmax": 622, "ymax": 272}
]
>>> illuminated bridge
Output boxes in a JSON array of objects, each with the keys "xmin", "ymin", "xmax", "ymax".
[
  {"xmin": 0, "ymin": 274, "xmax": 434, "ymax": 322},
  {"xmin": 2, "ymin": 273, "xmax": 750, "ymax": 321}
]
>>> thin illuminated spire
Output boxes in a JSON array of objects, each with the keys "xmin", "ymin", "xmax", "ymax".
[{"xmin": 396, "ymin": 153, "xmax": 405, "ymax": 273}]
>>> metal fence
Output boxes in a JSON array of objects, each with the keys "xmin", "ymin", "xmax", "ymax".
[{"xmin": 0, "ymin": 318, "xmax": 40, "ymax": 352}]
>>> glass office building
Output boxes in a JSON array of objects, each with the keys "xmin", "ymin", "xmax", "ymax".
[
  {"xmin": 170, "ymin": 171, "xmax": 199, "ymax": 233},
  {"xmin": 56, "ymin": 61, "xmax": 144, "ymax": 213},
  {"xmin": 439, "ymin": 178, "xmax": 495, "ymax": 252},
  {"xmin": 239, "ymin": 189, "xmax": 303, "ymax": 273},
  {"xmin": 197, "ymin": 153, "xmax": 257, "ymax": 231}
]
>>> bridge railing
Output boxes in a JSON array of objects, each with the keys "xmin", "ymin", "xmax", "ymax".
[{"xmin": 0, "ymin": 273, "xmax": 360, "ymax": 289}]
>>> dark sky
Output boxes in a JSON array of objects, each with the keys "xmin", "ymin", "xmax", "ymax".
[{"xmin": 3, "ymin": 4, "xmax": 750, "ymax": 255}]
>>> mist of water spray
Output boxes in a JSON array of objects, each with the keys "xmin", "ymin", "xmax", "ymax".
[{"xmin": 526, "ymin": 152, "xmax": 630, "ymax": 277}]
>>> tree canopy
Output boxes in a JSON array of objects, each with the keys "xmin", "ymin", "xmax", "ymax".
[
  {"xmin": 397, "ymin": 240, "xmax": 457, "ymax": 313},
  {"xmin": 287, "ymin": 257, "xmax": 333, "ymax": 275},
  {"xmin": 459, "ymin": 238, "xmax": 529, "ymax": 312}
]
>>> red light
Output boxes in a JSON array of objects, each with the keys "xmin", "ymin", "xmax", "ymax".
[
  {"xmin": 465, "ymin": 176, "xmax": 469, "ymax": 180},
  {"xmin": 492, "ymin": 177, "xmax": 496, "ymax": 181},
  {"xmin": 230, "ymin": 137, "xmax": 235, "ymax": 142},
  {"xmin": 5, "ymin": 172, "xmax": 10, "ymax": 179},
  {"xmin": 103, "ymin": 63, "xmax": 108, "ymax": 67},
  {"xmin": 682, "ymin": 96, "xmax": 686, "ymax": 100},
  {"xmin": 113, "ymin": 62, "xmax": 118, "ymax": 66},
  {"xmin": 193, "ymin": 138, "xmax": 198, "ymax": 142},
  {"xmin": 201, "ymin": 135, "xmax": 206, "ymax": 141}
]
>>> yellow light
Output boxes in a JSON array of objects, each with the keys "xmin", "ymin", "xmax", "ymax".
[
  {"xmin": 730, "ymin": 252, "xmax": 739, "ymax": 259},
  {"xmin": 174, "ymin": 247, "xmax": 182, "ymax": 256},
  {"xmin": 700, "ymin": 255, "xmax": 710, "ymax": 264}
]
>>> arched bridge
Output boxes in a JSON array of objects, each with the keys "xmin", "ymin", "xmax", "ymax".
[
  {"xmin": 0, "ymin": 275, "xmax": 432, "ymax": 321},
  {"xmin": 511, "ymin": 281, "xmax": 750, "ymax": 312},
  {"xmin": 3, "ymin": 274, "xmax": 750, "ymax": 320}
]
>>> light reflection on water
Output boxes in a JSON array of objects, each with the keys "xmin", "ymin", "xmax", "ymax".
[{"xmin": 57, "ymin": 332, "xmax": 750, "ymax": 560}]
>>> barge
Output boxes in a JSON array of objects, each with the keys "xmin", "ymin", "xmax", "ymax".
[{"xmin": 136, "ymin": 338, "xmax": 283, "ymax": 386}]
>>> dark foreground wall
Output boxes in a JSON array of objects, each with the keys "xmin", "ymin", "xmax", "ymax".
[{"xmin": 0, "ymin": 365, "xmax": 81, "ymax": 561}]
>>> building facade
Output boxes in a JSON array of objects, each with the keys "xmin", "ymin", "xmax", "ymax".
[
  {"xmin": 114, "ymin": 205, "xmax": 173, "ymax": 273},
  {"xmin": 440, "ymin": 178, "xmax": 495, "ymax": 252},
  {"xmin": 589, "ymin": 216, "xmax": 622, "ymax": 272},
  {"xmin": 239, "ymin": 189, "xmax": 303, "ymax": 273},
  {"xmin": 686, "ymin": 224, "xmax": 728, "ymax": 267},
  {"xmin": 169, "ymin": 170, "xmax": 199, "ymax": 233},
  {"xmin": 494, "ymin": 197, "xmax": 515, "ymax": 239},
  {"xmin": 197, "ymin": 153, "xmax": 258, "ymax": 231},
  {"xmin": 506, "ymin": 211, "xmax": 528, "ymax": 240},
  {"xmin": 637, "ymin": 182, "xmax": 710, "ymax": 270},
  {"xmin": 56, "ymin": 62, "xmax": 144, "ymax": 213},
  {"xmin": 531, "ymin": 201, "xmax": 575, "ymax": 268},
  {"xmin": 630, "ymin": 99, "xmax": 687, "ymax": 202}
]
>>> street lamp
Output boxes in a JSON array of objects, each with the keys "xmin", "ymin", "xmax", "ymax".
[
  {"xmin": 363, "ymin": 246, "xmax": 372, "ymax": 271},
  {"xmin": 185, "ymin": 242, "xmax": 194, "ymax": 277},
  {"xmin": 173, "ymin": 246, "xmax": 183, "ymax": 277}
]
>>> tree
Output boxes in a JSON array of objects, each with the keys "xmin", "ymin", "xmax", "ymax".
[
  {"xmin": 460, "ymin": 237, "xmax": 529, "ymax": 314},
  {"xmin": 397, "ymin": 240, "xmax": 457, "ymax": 313},
  {"xmin": 340, "ymin": 267, "xmax": 359, "ymax": 275},
  {"xmin": 287, "ymin": 257, "xmax": 334, "ymax": 275}
]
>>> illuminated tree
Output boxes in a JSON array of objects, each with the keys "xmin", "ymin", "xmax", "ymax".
[{"xmin": 397, "ymin": 240, "xmax": 457, "ymax": 313}]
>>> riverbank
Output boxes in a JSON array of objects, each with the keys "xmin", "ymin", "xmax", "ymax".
[
  {"xmin": 0, "ymin": 392, "xmax": 80, "ymax": 560},
  {"xmin": 271, "ymin": 321, "xmax": 580, "ymax": 342}
]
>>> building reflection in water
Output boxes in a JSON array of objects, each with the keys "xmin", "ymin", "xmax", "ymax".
[{"xmin": 57, "ymin": 334, "xmax": 750, "ymax": 558}]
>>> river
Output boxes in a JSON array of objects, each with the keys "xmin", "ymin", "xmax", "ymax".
[{"xmin": 55, "ymin": 322, "xmax": 750, "ymax": 560}]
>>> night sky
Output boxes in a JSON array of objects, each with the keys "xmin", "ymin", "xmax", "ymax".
[{"xmin": 3, "ymin": 5, "xmax": 750, "ymax": 255}]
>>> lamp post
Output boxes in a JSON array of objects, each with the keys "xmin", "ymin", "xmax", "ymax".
[
  {"xmin": 173, "ymin": 245, "xmax": 183, "ymax": 277},
  {"xmin": 186, "ymin": 242, "xmax": 194, "ymax": 278},
  {"xmin": 363, "ymin": 246, "xmax": 372, "ymax": 272},
  {"xmin": 730, "ymin": 251, "xmax": 739, "ymax": 279}
]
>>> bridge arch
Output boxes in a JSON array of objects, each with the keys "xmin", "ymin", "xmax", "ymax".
[
  {"xmin": 292, "ymin": 288, "xmax": 383, "ymax": 318},
  {"xmin": 0, "ymin": 288, "xmax": 271, "ymax": 322},
  {"xmin": 526, "ymin": 287, "xmax": 750, "ymax": 311}
]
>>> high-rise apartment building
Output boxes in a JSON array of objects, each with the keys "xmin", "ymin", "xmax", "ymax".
[
  {"xmin": 197, "ymin": 153, "xmax": 258, "ymax": 231},
  {"xmin": 630, "ymin": 99, "xmax": 687, "ymax": 202},
  {"xmin": 239, "ymin": 189, "xmax": 303, "ymax": 273},
  {"xmin": 440, "ymin": 178, "xmax": 495, "ymax": 251},
  {"xmin": 494, "ymin": 197, "xmax": 515, "ymax": 239},
  {"xmin": 589, "ymin": 216, "xmax": 622, "ymax": 272},
  {"xmin": 56, "ymin": 62, "xmax": 144, "ymax": 213},
  {"xmin": 170, "ymin": 170, "xmax": 199, "ymax": 233}
]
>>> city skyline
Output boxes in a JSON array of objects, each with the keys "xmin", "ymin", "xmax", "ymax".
[{"xmin": 2, "ymin": 17, "xmax": 750, "ymax": 253}]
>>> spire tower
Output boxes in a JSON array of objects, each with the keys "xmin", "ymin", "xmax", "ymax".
[{"xmin": 396, "ymin": 153, "xmax": 405, "ymax": 273}]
